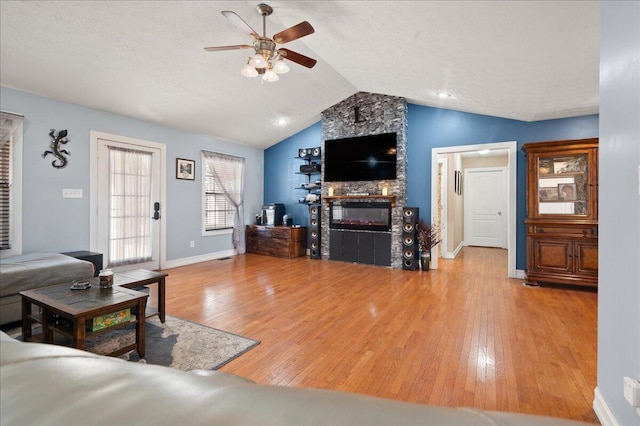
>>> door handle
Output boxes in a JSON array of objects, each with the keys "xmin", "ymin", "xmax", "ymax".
[
  {"xmin": 497, "ymin": 211, "xmax": 502, "ymax": 216},
  {"xmin": 152, "ymin": 202, "xmax": 160, "ymax": 220}
]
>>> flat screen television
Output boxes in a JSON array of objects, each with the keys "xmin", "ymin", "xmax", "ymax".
[{"xmin": 324, "ymin": 132, "xmax": 397, "ymax": 182}]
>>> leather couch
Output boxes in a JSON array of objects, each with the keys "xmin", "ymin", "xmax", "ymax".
[
  {"xmin": 0, "ymin": 252, "xmax": 95, "ymax": 325},
  {"xmin": 0, "ymin": 331, "xmax": 588, "ymax": 425}
]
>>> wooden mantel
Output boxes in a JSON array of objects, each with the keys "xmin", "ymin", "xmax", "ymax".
[{"xmin": 323, "ymin": 195, "xmax": 396, "ymax": 206}]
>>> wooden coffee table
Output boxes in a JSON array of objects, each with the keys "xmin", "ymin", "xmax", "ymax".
[
  {"xmin": 113, "ymin": 269, "xmax": 168, "ymax": 323},
  {"xmin": 20, "ymin": 281, "xmax": 148, "ymax": 357}
]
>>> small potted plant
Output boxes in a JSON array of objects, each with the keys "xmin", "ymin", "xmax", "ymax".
[{"xmin": 416, "ymin": 220, "xmax": 441, "ymax": 271}]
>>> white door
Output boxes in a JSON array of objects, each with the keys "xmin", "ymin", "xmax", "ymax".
[
  {"xmin": 464, "ymin": 167, "xmax": 507, "ymax": 248},
  {"xmin": 94, "ymin": 135, "xmax": 163, "ymax": 271}
]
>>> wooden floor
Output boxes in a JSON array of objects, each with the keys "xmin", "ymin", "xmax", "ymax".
[{"xmin": 159, "ymin": 246, "xmax": 598, "ymax": 423}]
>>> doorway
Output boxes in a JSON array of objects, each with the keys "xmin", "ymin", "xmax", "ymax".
[
  {"xmin": 89, "ymin": 131, "xmax": 167, "ymax": 271},
  {"xmin": 464, "ymin": 167, "xmax": 507, "ymax": 248},
  {"xmin": 430, "ymin": 141, "xmax": 517, "ymax": 277}
]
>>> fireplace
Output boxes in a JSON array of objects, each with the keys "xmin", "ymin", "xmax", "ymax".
[{"xmin": 329, "ymin": 201, "xmax": 392, "ymax": 232}]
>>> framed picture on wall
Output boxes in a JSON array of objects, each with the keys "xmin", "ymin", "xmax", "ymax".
[
  {"xmin": 454, "ymin": 170, "xmax": 462, "ymax": 195},
  {"xmin": 454, "ymin": 170, "xmax": 459, "ymax": 193},
  {"xmin": 176, "ymin": 158, "xmax": 195, "ymax": 180}
]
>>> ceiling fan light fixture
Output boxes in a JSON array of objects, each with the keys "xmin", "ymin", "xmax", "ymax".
[
  {"xmin": 207, "ymin": 4, "xmax": 316, "ymax": 83},
  {"xmin": 241, "ymin": 63, "xmax": 258, "ymax": 77},
  {"xmin": 250, "ymin": 53, "xmax": 268, "ymax": 68},
  {"xmin": 273, "ymin": 59, "xmax": 289, "ymax": 74},
  {"xmin": 263, "ymin": 68, "xmax": 279, "ymax": 82}
]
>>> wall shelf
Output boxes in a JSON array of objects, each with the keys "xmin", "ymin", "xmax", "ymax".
[{"xmin": 323, "ymin": 195, "xmax": 396, "ymax": 207}]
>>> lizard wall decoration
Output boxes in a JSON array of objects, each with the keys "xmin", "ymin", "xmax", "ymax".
[{"xmin": 42, "ymin": 128, "xmax": 70, "ymax": 168}]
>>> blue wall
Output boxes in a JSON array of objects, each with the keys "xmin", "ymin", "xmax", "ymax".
[
  {"xmin": 265, "ymin": 104, "xmax": 598, "ymax": 270},
  {"xmin": 264, "ymin": 122, "xmax": 322, "ymax": 227}
]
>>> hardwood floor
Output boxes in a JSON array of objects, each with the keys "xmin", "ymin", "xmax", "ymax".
[{"xmin": 159, "ymin": 246, "xmax": 598, "ymax": 423}]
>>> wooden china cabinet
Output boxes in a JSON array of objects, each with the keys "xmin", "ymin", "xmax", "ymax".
[{"xmin": 522, "ymin": 138, "xmax": 598, "ymax": 288}]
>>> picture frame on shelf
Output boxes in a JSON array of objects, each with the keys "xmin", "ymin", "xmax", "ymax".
[
  {"xmin": 539, "ymin": 187, "xmax": 559, "ymax": 202},
  {"xmin": 176, "ymin": 158, "xmax": 195, "ymax": 180},
  {"xmin": 553, "ymin": 161, "xmax": 569, "ymax": 174},
  {"xmin": 558, "ymin": 183, "xmax": 577, "ymax": 201}
]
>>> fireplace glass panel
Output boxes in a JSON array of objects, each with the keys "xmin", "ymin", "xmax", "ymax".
[{"xmin": 330, "ymin": 202, "xmax": 392, "ymax": 232}]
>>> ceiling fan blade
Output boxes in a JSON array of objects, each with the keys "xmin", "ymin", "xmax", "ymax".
[
  {"xmin": 279, "ymin": 48, "xmax": 317, "ymax": 69},
  {"xmin": 204, "ymin": 44, "xmax": 252, "ymax": 52},
  {"xmin": 273, "ymin": 21, "xmax": 314, "ymax": 44},
  {"xmin": 221, "ymin": 11, "xmax": 260, "ymax": 40}
]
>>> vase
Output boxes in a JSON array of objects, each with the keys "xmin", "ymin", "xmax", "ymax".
[{"xmin": 420, "ymin": 252, "xmax": 431, "ymax": 271}]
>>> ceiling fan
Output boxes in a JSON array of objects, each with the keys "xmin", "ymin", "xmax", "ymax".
[{"xmin": 204, "ymin": 3, "xmax": 317, "ymax": 82}]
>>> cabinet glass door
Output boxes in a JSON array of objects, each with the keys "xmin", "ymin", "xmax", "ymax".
[{"xmin": 537, "ymin": 154, "xmax": 588, "ymax": 215}]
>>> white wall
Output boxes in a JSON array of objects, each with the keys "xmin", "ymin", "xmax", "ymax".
[
  {"xmin": 0, "ymin": 87, "xmax": 264, "ymax": 265},
  {"xmin": 596, "ymin": 2, "xmax": 640, "ymax": 425}
]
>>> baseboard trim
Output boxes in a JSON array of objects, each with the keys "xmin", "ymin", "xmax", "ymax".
[
  {"xmin": 163, "ymin": 249, "xmax": 237, "ymax": 269},
  {"xmin": 593, "ymin": 386, "xmax": 618, "ymax": 426},
  {"xmin": 515, "ymin": 269, "xmax": 526, "ymax": 280},
  {"xmin": 452, "ymin": 243, "xmax": 463, "ymax": 258}
]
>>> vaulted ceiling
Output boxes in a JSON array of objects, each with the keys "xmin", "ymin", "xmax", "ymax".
[{"xmin": 0, "ymin": 1, "xmax": 599, "ymax": 149}]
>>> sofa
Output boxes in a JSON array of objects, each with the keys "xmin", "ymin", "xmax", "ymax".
[
  {"xmin": 0, "ymin": 252, "xmax": 95, "ymax": 325},
  {"xmin": 0, "ymin": 331, "xmax": 589, "ymax": 425}
]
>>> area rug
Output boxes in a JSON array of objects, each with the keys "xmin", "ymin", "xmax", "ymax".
[{"xmin": 4, "ymin": 316, "xmax": 260, "ymax": 371}]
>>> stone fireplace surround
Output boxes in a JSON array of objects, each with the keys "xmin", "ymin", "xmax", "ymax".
[{"xmin": 320, "ymin": 92, "xmax": 408, "ymax": 269}]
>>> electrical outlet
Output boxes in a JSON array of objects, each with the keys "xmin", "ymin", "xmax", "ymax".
[
  {"xmin": 190, "ymin": 241, "xmax": 195, "ymax": 248},
  {"xmin": 62, "ymin": 188, "xmax": 83, "ymax": 199},
  {"xmin": 624, "ymin": 377, "xmax": 640, "ymax": 407}
]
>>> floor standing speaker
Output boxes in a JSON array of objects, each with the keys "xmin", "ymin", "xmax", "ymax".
[
  {"xmin": 402, "ymin": 207, "xmax": 419, "ymax": 270},
  {"xmin": 309, "ymin": 205, "xmax": 321, "ymax": 259}
]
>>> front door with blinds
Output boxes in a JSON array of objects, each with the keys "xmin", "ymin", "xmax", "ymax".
[{"xmin": 95, "ymin": 137, "xmax": 162, "ymax": 271}]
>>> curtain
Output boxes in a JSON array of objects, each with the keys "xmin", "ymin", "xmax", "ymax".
[
  {"xmin": 202, "ymin": 151, "xmax": 246, "ymax": 254},
  {"xmin": 0, "ymin": 112, "xmax": 22, "ymax": 148},
  {"xmin": 0, "ymin": 112, "xmax": 23, "ymax": 249},
  {"xmin": 108, "ymin": 147, "xmax": 153, "ymax": 267}
]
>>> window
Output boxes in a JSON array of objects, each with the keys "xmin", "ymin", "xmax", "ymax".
[
  {"xmin": 202, "ymin": 151, "xmax": 244, "ymax": 232},
  {"xmin": 0, "ymin": 139, "xmax": 11, "ymax": 249},
  {"xmin": 0, "ymin": 112, "xmax": 23, "ymax": 257}
]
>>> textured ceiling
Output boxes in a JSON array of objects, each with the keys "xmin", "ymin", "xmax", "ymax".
[{"xmin": 0, "ymin": 1, "xmax": 599, "ymax": 149}]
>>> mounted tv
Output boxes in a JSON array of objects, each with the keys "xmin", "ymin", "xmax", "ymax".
[{"xmin": 324, "ymin": 132, "xmax": 397, "ymax": 182}]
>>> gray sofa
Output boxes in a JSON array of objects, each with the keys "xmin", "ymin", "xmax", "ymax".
[
  {"xmin": 0, "ymin": 331, "xmax": 588, "ymax": 425},
  {"xmin": 0, "ymin": 252, "xmax": 95, "ymax": 325}
]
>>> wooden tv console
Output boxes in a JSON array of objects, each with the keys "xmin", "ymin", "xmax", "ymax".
[{"xmin": 245, "ymin": 225, "xmax": 307, "ymax": 259}]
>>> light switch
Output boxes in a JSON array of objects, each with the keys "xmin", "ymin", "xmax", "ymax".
[{"xmin": 62, "ymin": 189, "xmax": 83, "ymax": 199}]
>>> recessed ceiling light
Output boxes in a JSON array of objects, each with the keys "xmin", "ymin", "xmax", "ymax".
[
  {"xmin": 437, "ymin": 91, "xmax": 451, "ymax": 99},
  {"xmin": 276, "ymin": 118, "xmax": 287, "ymax": 126}
]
